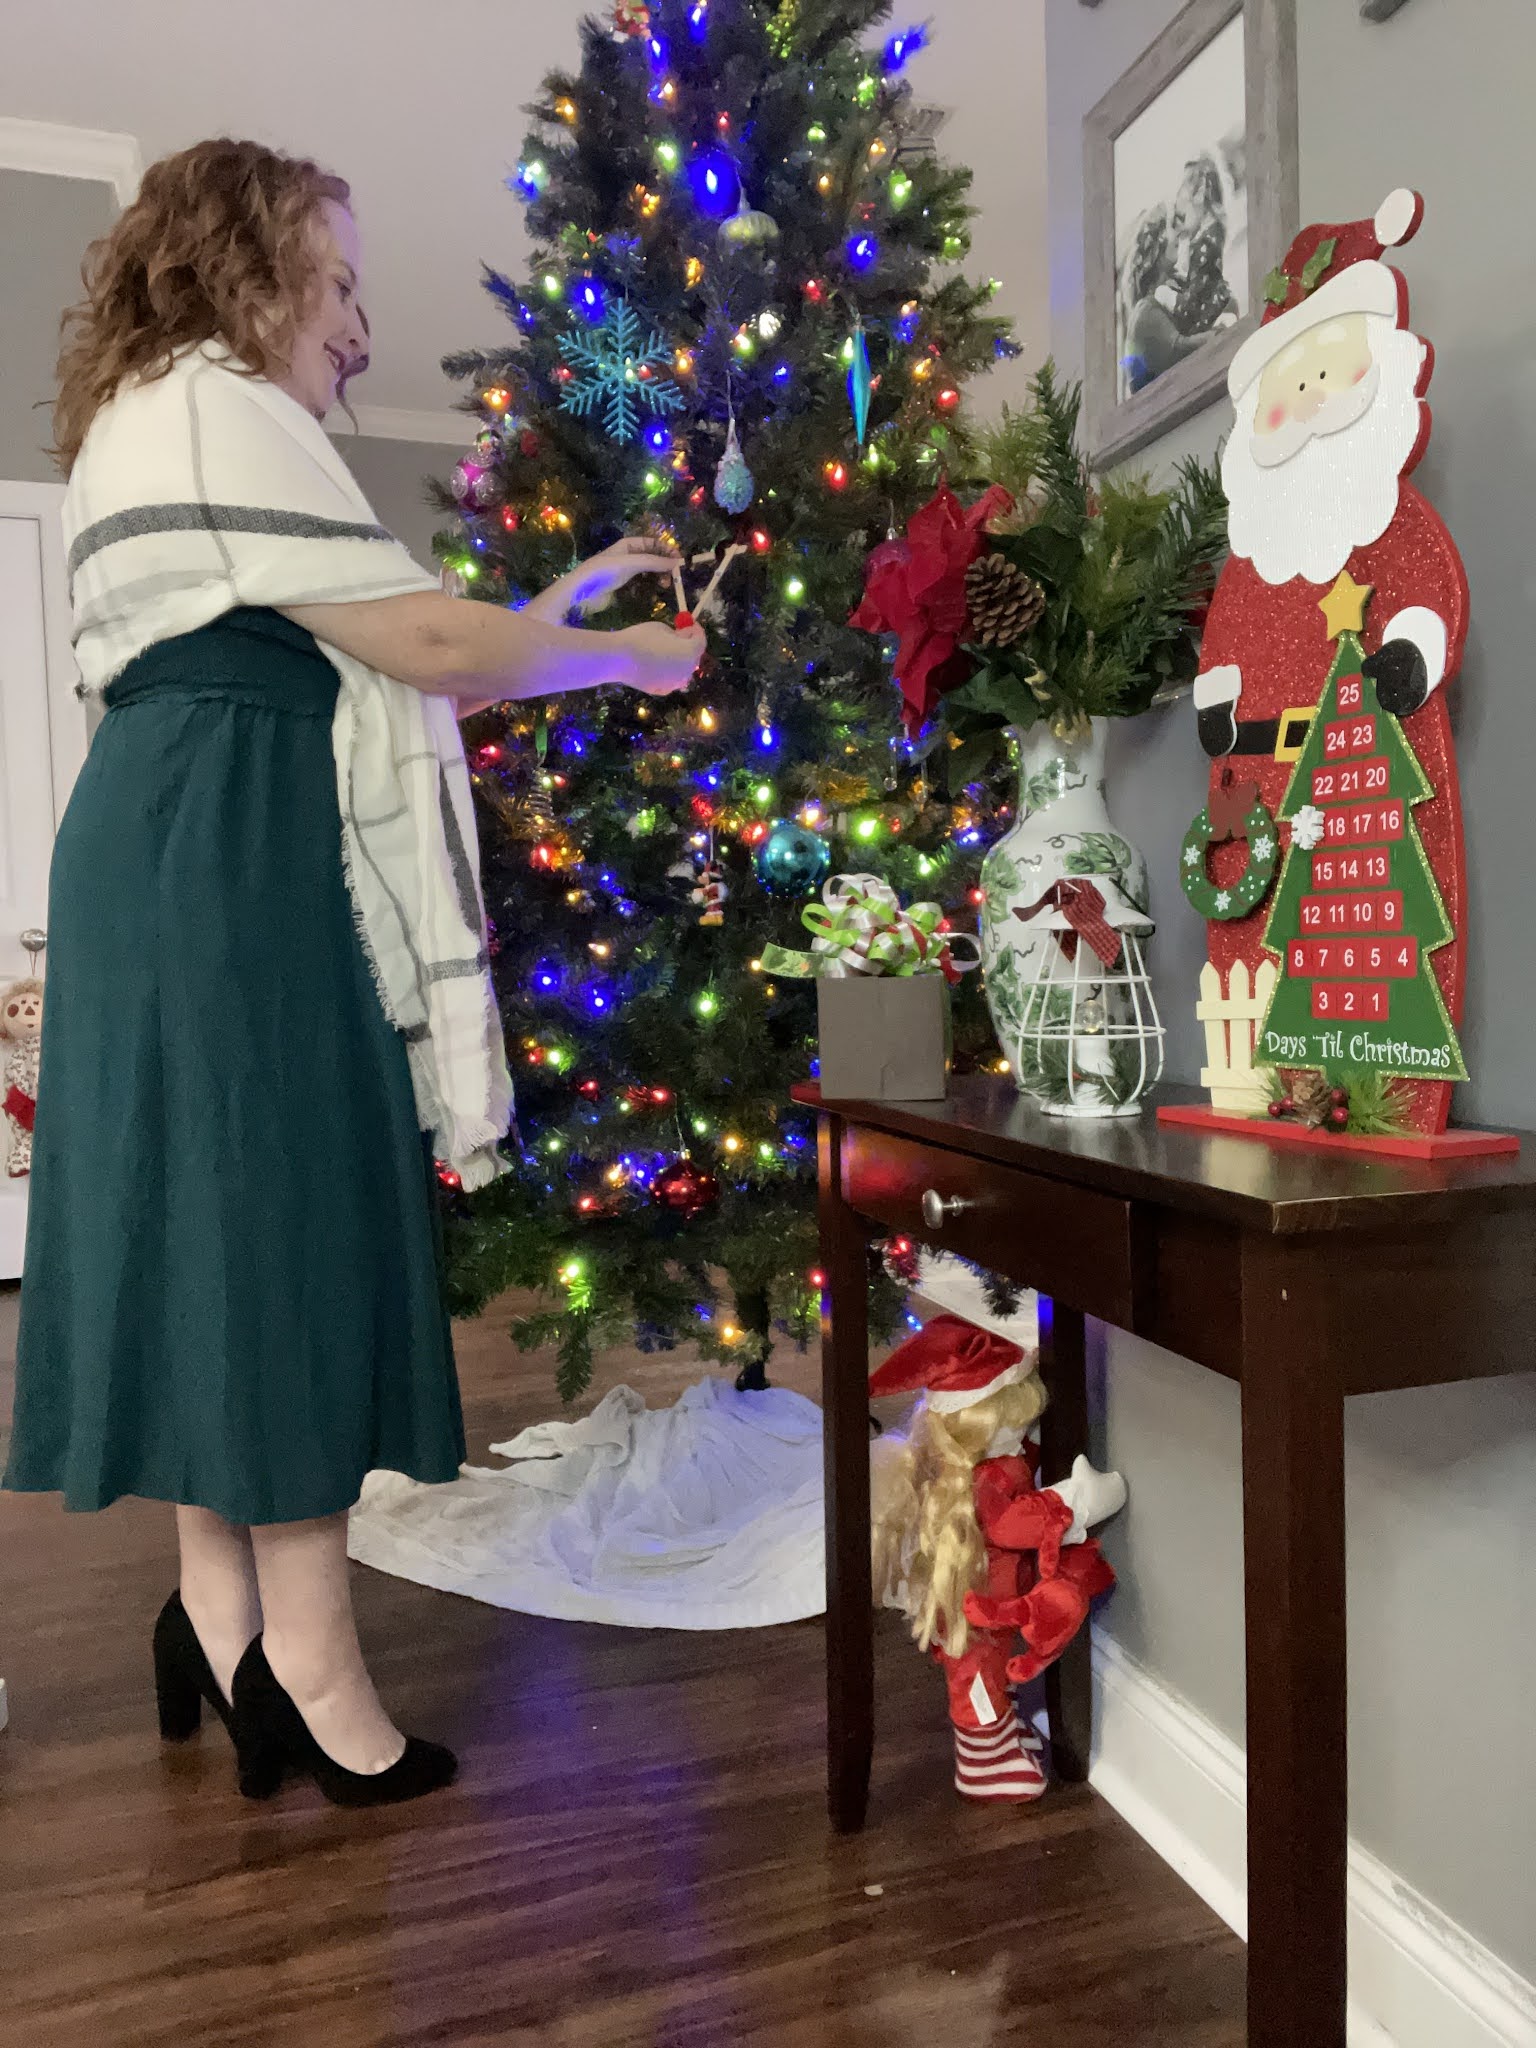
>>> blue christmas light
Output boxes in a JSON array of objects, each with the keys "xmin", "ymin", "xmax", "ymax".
[
  {"xmin": 569, "ymin": 274, "xmax": 607, "ymax": 324},
  {"xmin": 511, "ymin": 160, "xmax": 547, "ymax": 202},
  {"xmin": 647, "ymin": 33, "xmax": 668, "ymax": 66},
  {"xmin": 994, "ymin": 333, "xmax": 1022, "ymax": 359},
  {"xmin": 585, "ymin": 984, "xmax": 614, "ymax": 1015},
  {"xmin": 531, "ymin": 959, "xmax": 563, "ymax": 992},
  {"xmin": 772, "ymin": 361, "xmax": 792, "ymax": 387},
  {"xmin": 643, "ymin": 420, "xmax": 674, "ymax": 455},
  {"xmin": 894, "ymin": 307, "xmax": 920, "ymax": 346},
  {"xmin": 846, "ymin": 233, "xmax": 879, "ymax": 272},
  {"xmin": 516, "ymin": 301, "xmax": 537, "ymax": 331},
  {"xmin": 687, "ymin": 1, "xmax": 709, "ymax": 40},
  {"xmin": 884, "ymin": 24, "xmax": 928, "ymax": 71},
  {"xmin": 757, "ymin": 724, "xmax": 776, "ymax": 749},
  {"xmin": 688, "ymin": 152, "xmax": 740, "ymax": 220}
]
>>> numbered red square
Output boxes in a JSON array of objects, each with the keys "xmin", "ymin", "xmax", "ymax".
[
  {"xmin": 1310, "ymin": 982, "xmax": 1390, "ymax": 1021},
  {"xmin": 1335, "ymin": 676, "xmax": 1364, "ymax": 713},
  {"xmin": 1313, "ymin": 756, "xmax": 1389, "ymax": 804},
  {"xmin": 1310, "ymin": 848, "xmax": 1393, "ymax": 890}
]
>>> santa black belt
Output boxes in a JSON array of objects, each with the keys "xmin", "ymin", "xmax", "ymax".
[{"xmin": 1231, "ymin": 709, "xmax": 1316, "ymax": 760}]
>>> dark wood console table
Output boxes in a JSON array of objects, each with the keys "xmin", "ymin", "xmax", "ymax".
[{"xmin": 793, "ymin": 1076, "xmax": 1533, "ymax": 2048}]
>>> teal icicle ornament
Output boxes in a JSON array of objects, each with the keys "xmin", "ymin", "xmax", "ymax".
[
  {"xmin": 847, "ymin": 317, "xmax": 872, "ymax": 446},
  {"xmin": 714, "ymin": 413, "xmax": 755, "ymax": 513}
]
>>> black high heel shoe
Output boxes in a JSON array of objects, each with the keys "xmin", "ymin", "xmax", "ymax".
[
  {"xmin": 153, "ymin": 1591, "xmax": 235, "ymax": 1741},
  {"xmin": 230, "ymin": 1638, "xmax": 457, "ymax": 1808}
]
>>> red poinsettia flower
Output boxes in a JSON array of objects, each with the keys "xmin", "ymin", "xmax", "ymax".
[{"xmin": 850, "ymin": 480, "xmax": 1016, "ymax": 731}]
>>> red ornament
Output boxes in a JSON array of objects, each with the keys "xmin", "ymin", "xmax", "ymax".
[
  {"xmin": 520, "ymin": 429, "xmax": 541, "ymax": 458},
  {"xmin": 935, "ymin": 387, "xmax": 961, "ymax": 413},
  {"xmin": 850, "ymin": 478, "xmax": 1015, "ymax": 733},
  {"xmin": 652, "ymin": 1159, "xmax": 719, "ymax": 1217}
]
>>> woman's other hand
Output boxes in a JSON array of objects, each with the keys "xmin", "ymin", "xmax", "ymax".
[
  {"xmin": 621, "ymin": 621, "xmax": 705, "ymax": 695},
  {"xmin": 530, "ymin": 535, "xmax": 683, "ymax": 621}
]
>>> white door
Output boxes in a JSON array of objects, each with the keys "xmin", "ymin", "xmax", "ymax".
[{"xmin": 0, "ymin": 481, "xmax": 87, "ymax": 1276}]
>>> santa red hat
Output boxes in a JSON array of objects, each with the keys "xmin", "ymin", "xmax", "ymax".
[
  {"xmin": 1229, "ymin": 188, "xmax": 1423, "ymax": 401},
  {"xmin": 868, "ymin": 1313, "xmax": 1029, "ymax": 1414}
]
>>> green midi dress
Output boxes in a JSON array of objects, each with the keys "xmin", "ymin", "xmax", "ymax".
[{"xmin": 2, "ymin": 608, "xmax": 466, "ymax": 1524}]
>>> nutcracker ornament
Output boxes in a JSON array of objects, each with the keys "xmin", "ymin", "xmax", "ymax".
[
  {"xmin": 1, "ymin": 978, "xmax": 43, "ymax": 1178},
  {"xmin": 870, "ymin": 1315, "xmax": 1125, "ymax": 1802},
  {"xmin": 1166, "ymin": 191, "xmax": 1511, "ymax": 1157}
]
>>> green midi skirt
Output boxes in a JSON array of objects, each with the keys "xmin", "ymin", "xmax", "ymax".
[{"xmin": 2, "ymin": 609, "xmax": 466, "ymax": 1524}]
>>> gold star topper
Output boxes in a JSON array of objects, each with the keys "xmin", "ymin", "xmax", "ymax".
[{"xmin": 1319, "ymin": 571, "xmax": 1373, "ymax": 640}]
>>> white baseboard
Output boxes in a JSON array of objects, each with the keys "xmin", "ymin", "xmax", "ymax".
[{"xmin": 1087, "ymin": 1631, "xmax": 1536, "ymax": 2048}]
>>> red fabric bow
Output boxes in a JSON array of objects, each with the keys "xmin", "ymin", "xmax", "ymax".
[
  {"xmin": 1013, "ymin": 879, "xmax": 1122, "ymax": 968},
  {"xmin": 1208, "ymin": 769, "xmax": 1261, "ymax": 843},
  {"xmin": 4, "ymin": 1085, "xmax": 35, "ymax": 1133},
  {"xmin": 850, "ymin": 480, "xmax": 1016, "ymax": 733}
]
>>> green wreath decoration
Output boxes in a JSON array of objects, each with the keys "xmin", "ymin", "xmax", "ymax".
[{"xmin": 1179, "ymin": 793, "xmax": 1279, "ymax": 921}]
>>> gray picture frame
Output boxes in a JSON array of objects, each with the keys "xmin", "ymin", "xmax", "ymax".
[{"xmin": 1083, "ymin": 0, "xmax": 1297, "ymax": 469}]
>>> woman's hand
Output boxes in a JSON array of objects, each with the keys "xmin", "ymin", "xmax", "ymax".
[
  {"xmin": 620, "ymin": 621, "xmax": 706, "ymax": 695},
  {"xmin": 527, "ymin": 535, "xmax": 683, "ymax": 621}
]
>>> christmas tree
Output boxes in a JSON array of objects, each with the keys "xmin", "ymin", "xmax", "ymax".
[
  {"xmin": 1258, "ymin": 618, "xmax": 1467, "ymax": 1090},
  {"xmin": 434, "ymin": 0, "xmax": 1019, "ymax": 1398}
]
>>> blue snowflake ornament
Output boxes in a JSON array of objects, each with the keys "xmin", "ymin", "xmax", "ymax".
[{"xmin": 556, "ymin": 299, "xmax": 684, "ymax": 441}]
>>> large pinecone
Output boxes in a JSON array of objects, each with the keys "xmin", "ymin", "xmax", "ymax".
[
  {"xmin": 1288, "ymin": 1069, "xmax": 1333, "ymax": 1128},
  {"xmin": 965, "ymin": 554, "xmax": 1047, "ymax": 648}
]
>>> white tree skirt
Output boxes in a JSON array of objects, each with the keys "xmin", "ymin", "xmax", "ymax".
[
  {"xmin": 348, "ymin": 1279, "xmax": 1038, "ymax": 1632},
  {"xmin": 348, "ymin": 1379, "xmax": 828, "ymax": 1630}
]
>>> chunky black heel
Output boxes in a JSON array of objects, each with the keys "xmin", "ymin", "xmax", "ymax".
[
  {"xmin": 153, "ymin": 1591, "xmax": 234, "ymax": 1740},
  {"xmin": 231, "ymin": 1639, "xmax": 457, "ymax": 1808}
]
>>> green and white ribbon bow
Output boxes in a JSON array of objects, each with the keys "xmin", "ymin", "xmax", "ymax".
[{"xmin": 759, "ymin": 874, "xmax": 981, "ymax": 981}]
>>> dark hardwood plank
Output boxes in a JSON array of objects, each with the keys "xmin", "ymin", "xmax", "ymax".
[
  {"xmin": 0, "ymin": 1285, "xmax": 1247, "ymax": 2048},
  {"xmin": 795, "ymin": 1078, "xmax": 1536, "ymax": 1238},
  {"xmin": 1238, "ymin": 1235, "xmax": 1349, "ymax": 2048},
  {"xmin": 819, "ymin": 1111, "xmax": 875, "ymax": 1833},
  {"xmin": 1037, "ymin": 1299, "xmax": 1092, "ymax": 1785}
]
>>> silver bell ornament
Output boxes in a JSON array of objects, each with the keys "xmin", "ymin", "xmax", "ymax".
[{"xmin": 718, "ymin": 194, "xmax": 780, "ymax": 254}]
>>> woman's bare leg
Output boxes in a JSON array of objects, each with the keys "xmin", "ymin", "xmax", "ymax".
[
  {"xmin": 250, "ymin": 1513, "xmax": 404, "ymax": 1775},
  {"xmin": 175, "ymin": 1505, "xmax": 262, "ymax": 1704}
]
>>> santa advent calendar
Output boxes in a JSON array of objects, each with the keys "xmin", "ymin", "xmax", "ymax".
[{"xmin": 1162, "ymin": 190, "xmax": 1514, "ymax": 1160}]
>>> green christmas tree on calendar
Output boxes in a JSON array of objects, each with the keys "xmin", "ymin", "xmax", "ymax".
[{"xmin": 1257, "ymin": 607, "xmax": 1466, "ymax": 1088}]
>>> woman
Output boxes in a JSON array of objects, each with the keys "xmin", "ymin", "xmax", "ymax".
[{"xmin": 1, "ymin": 139, "xmax": 704, "ymax": 1806}]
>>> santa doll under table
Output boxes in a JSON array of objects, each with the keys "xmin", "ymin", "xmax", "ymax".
[{"xmin": 1187, "ymin": 189, "xmax": 1469, "ymax": 1137}]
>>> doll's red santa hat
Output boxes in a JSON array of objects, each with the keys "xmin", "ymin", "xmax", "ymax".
[
  {"xmin": 868, "ymin": 1313, "xmax": 1029, "ymax": 1414},
  {"xmin": 1228, "ymin": 188, "xmax": 1423, "ymax": 401}
]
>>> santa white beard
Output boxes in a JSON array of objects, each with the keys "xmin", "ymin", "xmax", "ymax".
[{"xmin": 1223, "ymin": 317, "xmax": 1427, "ymax": 587}]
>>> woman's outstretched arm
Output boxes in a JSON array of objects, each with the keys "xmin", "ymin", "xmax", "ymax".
[{"xmin": 281, "ymin": 590, "xmax": 704, "ymax": 702}]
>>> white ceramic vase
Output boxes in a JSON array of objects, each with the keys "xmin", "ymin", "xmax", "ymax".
[{"xmin": 978, "ymin": 718, "xmax": 1159, "ymax": 1117}]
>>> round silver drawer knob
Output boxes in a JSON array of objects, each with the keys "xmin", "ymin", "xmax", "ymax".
[{"xmin": 920, "ymin": 1188, "xmax": 970, "ymax": 1229}]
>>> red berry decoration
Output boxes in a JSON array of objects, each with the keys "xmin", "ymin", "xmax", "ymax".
[
  {"xmin": 520, "ymin": 429, "xmax": 541, "ymax": 458},
  {"xmin": 1328, "ymin": 1105, "xmax": 1350, "ymax": 1130},
  {"xmin": 1279, "ymin": 1095, "xmax": 1295, "ymax": 1115},
  {"xmin": 1267, "ymin": 1100, "xmax": 1286, "ymax": 1119},
  {"xmin": 652, "ymin": 1159, "xmax": 719, "ymax": 1218},
  {"xmin": 1330, "ymin": 1087, "xmax": 1349, "ymax": 1107}
]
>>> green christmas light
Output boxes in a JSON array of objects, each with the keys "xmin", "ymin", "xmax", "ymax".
[
  {"xmin": 695, "ymin": 990, "xmax": 719, "ymax": 1019},
  {"xmin": 853, "ymin": 814, "xmax": 880, "ymax": 842},
  {"xmin": 856, "ymin": 74, "xmax": 877, "ymax": 105},
  {"xmin": 546, "ymin": 1046, "xmax": 571, "ymax": 1072},
  {"xmin": 784, "ymin": 575, "xmax": 806, "ymax": 602},
  {"xmin": 756, "ymin": 1142, "xmax": 774, "ymax": 1161},
  {"xmin": 559, "ymin": 1257, "xmax": 585, "ymax": 1284},
  {"xmin": 643, "ymin": 470, "xmax": 668, "ymax": 498},
  {"xmin": 542, "ymin": 272, "xmax": 563, "ymax": 298},
  {"xmin": 807, "ymin": 122, "xmax": 827, "ymax": 143},
  {"xmin": 889, "ymin": 171, "xmax": 913, "ymax": 209},
  {"xmin": 691, "ymin": 1116, "xmax": 708, "ymax": 1135},
  {"xmin": 754, "ymin": 781, "xmax": 773, "ymax": 805},
  {"xmin": 655, "ymin": 139, "xmax": 680, "ymax": 170},
  {"xmin": 545, "ymin": 1134, "xmax": 564, "ymax": 1153}
]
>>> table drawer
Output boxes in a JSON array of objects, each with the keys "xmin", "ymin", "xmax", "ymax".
[{"xmin": 841, "ymin": 1126, "xmax": 1137, "ymax": 1328}]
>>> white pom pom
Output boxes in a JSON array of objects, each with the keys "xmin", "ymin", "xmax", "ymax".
[{"xmin": 1374, "ymin": 188, "xmax": 1422, "ymax": 248}]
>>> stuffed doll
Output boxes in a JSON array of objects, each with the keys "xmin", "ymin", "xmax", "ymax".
[
  {"xmin": 871, "ymin": 1313, "xmax": 1126, "ymax": 1802},
  {"xmin": 1, "ymin": 977, "xmax": 43, "ymax": 1178}
]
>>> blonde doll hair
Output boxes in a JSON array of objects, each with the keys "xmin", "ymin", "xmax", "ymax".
[{"xmin": 871, "ymin": 1373, "xmax": 1047, "ymax": 1658}]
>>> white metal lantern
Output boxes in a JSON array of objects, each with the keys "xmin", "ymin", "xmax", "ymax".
[{"xmin": 1009, "ymin": 877, "xmax": 1164, "ymax": 1118}]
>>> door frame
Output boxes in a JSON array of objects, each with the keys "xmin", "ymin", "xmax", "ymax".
[{"xmin": 0, "ymin": 480, "xmax": 88, "ymax": 817}]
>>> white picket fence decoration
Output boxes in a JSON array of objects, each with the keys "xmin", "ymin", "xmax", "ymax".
[{"xmin": 1197, "ymin": 958, "xmax": 1279, "ymax": 1112}]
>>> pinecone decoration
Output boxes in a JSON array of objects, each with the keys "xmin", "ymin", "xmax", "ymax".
[
  {"xmin": 965, "ymin": 555, "xmax": 1046, "ymax": 648},
  {"xmin": 1288, "ymin": 1069, "xmax": 1333, "ymax": 1128}
]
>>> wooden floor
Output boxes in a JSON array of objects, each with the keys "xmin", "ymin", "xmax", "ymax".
[{"xmin": 0, "ymin": 1287, "xmax": 1245, "ymax": 2048}]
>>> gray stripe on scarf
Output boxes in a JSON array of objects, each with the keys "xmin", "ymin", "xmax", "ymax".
[
  {"xmin": 68, "ymin": 503, "xmax": 396, "ymax": 578},
  {"xmin": 438, "ymin": 765, "xmax": 485, "ymax": 937}
]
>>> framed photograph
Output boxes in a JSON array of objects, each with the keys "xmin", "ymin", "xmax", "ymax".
[{"xmin": 1083, "ymin": 0, "xmax": 1297, "ymax": 467}]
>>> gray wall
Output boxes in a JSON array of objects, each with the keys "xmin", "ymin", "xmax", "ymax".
[
  {"xmin": 1047, "ymin": 0, "xmax": 1536, "ymax": 1978},
  {"xmin": 0, "ymin": 170, "xmax": 115, "ymax": 482}
]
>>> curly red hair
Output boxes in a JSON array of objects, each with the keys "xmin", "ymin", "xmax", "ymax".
[{"xmin": 53, "ymin": 138, "xmax": 351, "ymax": 473}]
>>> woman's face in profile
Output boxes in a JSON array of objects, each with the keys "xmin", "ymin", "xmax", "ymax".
[{"xmin": 280, "ymin": 198, "xmax": 368, "ymax": 422}]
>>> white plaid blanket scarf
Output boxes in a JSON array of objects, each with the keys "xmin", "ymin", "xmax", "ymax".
[{"xmin": 64, "ymin": 343, "xmax": 513, "ymax": 1189}]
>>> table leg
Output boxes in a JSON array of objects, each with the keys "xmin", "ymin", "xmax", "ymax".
[
  {"xmin": 818, "ymin": 1113, "xmax": 873, "ymax": 1833},
  {"xmin": 1036, "ymin": 1296, "xmax": 1091, "ymax": 1783},
  {"xmin": 1240, "ymin": 1238, "xmax": 1348, "ymax": 2048}
]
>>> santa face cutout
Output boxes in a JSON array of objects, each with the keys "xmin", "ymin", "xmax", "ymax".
[{"xmin": 1179, "ymin": 191, "xmax": 1471, "ymax": 1141}]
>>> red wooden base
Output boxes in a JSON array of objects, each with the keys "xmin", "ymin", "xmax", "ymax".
[{"xmin": 1156, "ymin": 1101, "xmax": 1521, "ymax": 1162}]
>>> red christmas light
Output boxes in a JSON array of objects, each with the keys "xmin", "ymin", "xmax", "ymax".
[
  {"xmin": 750, "ymin": 526, "xmax": 772, "ymax": 554},
  {"xmin": 501, "ymin": 505, "xmax": 521, "ymax": 532},
  {"xmin": 967, "ymin": 886, "xmax": 985, "ymax": 906},
  {"xmin": 649, "ymin": 1086, "xmax": 673, "ymax": 1105},
  {"xmin": 716, "ymin": 111, "xmax": 731, "ymax": 134},
  {"xmin": 578, "ymin": 1078, "xmax": 602, "ymax": 1099},
  {"xmin": 823, "ymin": 460, "xmax": 849, "ymax": 491},
  {"xmin": 742, "ymin": 820, "xmax": 769, "ymax": 847},
  {"xmin": 531, "ymin": 842, "xmax": 556, "ymax": 869},
  {"xmin": 689, "ymin": 486, "xmax": 707, "ymax": 508},
  {"xmin": 802, "ymin": 277, "xmax": 826, "ymax": 304},
  {"xmin": 577, "ymin": 1194, "xmax": 599, "ymax": 1213},
  {"xmin": 470, "ymin": 742, "xmax": 504, "ymax": 772},
  {"xmin": 555, "ymin": 365, "xmax": 574, "ymax": 383},
  {"xmin": 808, "ymin": 1268, "xmax": 827, "ymax": 1289},
  {"xmin": 436, "ymin": 1162, "xmax": 463, "ymax": 1191},
  {"xmin": 690, "ymin": 794, "xmax": 716, "ymax": 823}
]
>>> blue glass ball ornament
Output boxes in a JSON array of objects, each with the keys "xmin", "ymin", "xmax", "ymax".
[
  {"xmin": 755, "ymin": 820, "xmax": 832, "ymax": 895},
  {"xmin": 713, "ymin": 416, "xmax": 755, "ymax": 514}
]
